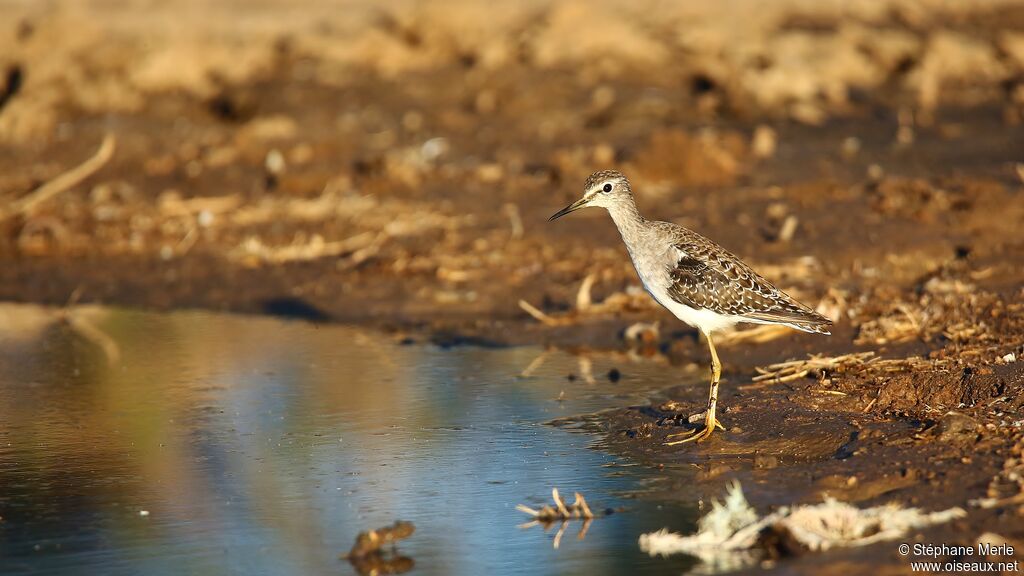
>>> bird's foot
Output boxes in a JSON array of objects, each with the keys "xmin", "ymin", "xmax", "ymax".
[
  {"xmin": 664, "ymin": 410, "xmax": 724, "ymax": 445},
  {"xmin": 665, "ymin": 425, "xmax": 714, "ymax": 444}
]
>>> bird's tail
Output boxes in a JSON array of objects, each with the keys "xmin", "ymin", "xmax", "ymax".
[
  {"xmin": 745, "ymin": 310, "xmax": 833, "ymax": 335},
  {"xmin": 787, "ymin": 315, "xmax": 833, "ymax": 335}
]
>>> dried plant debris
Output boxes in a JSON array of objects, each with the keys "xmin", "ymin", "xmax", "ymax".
[
  {"xmin": 2, "ymin": 134, "xmax": 116, "ymax": 220},
  {"xmin": 231, "ymin": 231, "xmax": 383, "ymax": 266},
  {"xmin": 344, "ymin": 520, "xmax": 415, "ymax": 575},
  {"xmin": 624, "ymin": 321, "xmax": 660, "ymax": 345},
  {"xmin": 520, "ymin": 277, "xmax": 657, "ymax": 326},
  {"xmin": 518, "ymin": 299, "xmax": 574, "ymax": 327},
  {"xmin": 517, "ymin": 488, "xmax": 599, "ymax": 549},
  {"xmin": 744, "ymin": 349, "xmax": 1012, "ymax": 394},
  {"xmin": 346, "ymin": 520, "xmax": 415, "ymax": 558},
  {"xmin": 749, "ymin": 352, "xmax": 878, "ymax": 386},
  {"xmin": 640, "ymin": 482, "xmax": 965, "ymax": 574},
  {"xmin": 853, "ymin": 275, "xmax": 1002, "ymax": 346},
  {"xmin": 517, "ymin": 487, "xmax": 595, "ymax": 522}
]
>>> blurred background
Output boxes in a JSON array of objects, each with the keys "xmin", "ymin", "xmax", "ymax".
[
  {"xmin": 0, "ymin": 0, "xmax": 1021, "ymax": 333},
  {"xmin": 2, "ymin": 1, "xmax": 1024, "ymax": 573}
]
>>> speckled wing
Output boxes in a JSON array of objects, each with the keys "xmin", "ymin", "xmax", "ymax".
[{"xmin": 664, "ymin": 230, "xmax": 832, "ymax": 334}]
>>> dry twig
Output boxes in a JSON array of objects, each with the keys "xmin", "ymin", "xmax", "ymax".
[
  {"xmin": 777, "ymin": 215, "xmax": 799, "ymax": 242},
  {"xmin": 518, "ymin": 299, "xmax": 571, "ymax": 326},
  {"xmin": 576, "ymin": 274, "xmax": 596, "ymax": 311},
  {"xmin": 63, "ymin": 313, "xmax": 121, "ymax": 366},
  {"xmin": 503, "ymin": 203, "xmax": 524, "ymax": 239},
  {"xmin": 578, "ymin": 356, "xmax": 596, "ymax": 385},
  {"xmin": 520, "ymin": 350, "xmax": 552, "ymax": 377},
  {"xmin": 6, "ymin": 134, "xmax": 116, "ymax": 219}
]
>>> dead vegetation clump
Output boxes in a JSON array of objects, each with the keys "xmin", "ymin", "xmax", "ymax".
[
  {"xmin": 516, "ymin": 487, "xmax": 595, "ymax": 522},
  {"xmin": 4, "ymin": 152, "xmax": 475, "ymax": 273},
  {"xmin": 749, "ymin": 352, "xmax": 877, "ymax": 386},
  {"xmin": 344, "ymin": 520, "xmax": 416, "ymax": 576},
  {"xmin": 640, "ymin": 482, "xmax": 965, "ymax": 572},
  {"xmin": 747, "ymin": 350, "xmax": 982, "ymax": 391},
  {"xmin": 748, "ymin": 291, "xmax": 1022, "ymax": 415},
  {"xmin": 865, "ymin": 177, "xmax": 982, "ymax": 221},
  {"xmin": 853, "ymin": 270, "xmax": 1005, "ymax": 347},
  {"xmin": 517, "ymin": 488, "xmax": 598, "ymax": 549}
]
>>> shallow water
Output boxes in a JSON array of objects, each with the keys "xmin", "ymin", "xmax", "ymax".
[{"xmin": 0, "ymin": 305, "xmax": 698, "ymax": 575}]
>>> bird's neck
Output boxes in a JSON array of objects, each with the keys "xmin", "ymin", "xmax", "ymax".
[{"xmin": 607, "ymin": 198, "xmax": 646, "ymax": 245}]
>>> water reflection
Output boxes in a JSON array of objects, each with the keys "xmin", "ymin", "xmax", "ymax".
[{"xmin": 0, "ymin": 304, "xmax": 697, "ymax": 575}]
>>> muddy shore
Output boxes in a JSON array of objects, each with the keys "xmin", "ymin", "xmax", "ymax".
[{"xmin": 2, "ymin": 0, "xmax": 1024, "ymax": 571}]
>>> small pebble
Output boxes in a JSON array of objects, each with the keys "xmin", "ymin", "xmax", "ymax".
[
  {"xmin": 197, "ymin": 210, "xmax": 214, "ymax": 228},
  {"xmin": 139, "ymin": 510, "xmax": 150, "ymax": 517},
  {"xmin": 752, "ymin": 125, "xmax": 777, "ymax": 159},
  {"xmin": 841, "ymin": 136, "xmax": 861, "ymax": 158},
  {"xmin": 265, "ymin": 149, "xmax": 286, "ymax": 174},
  {"xmin": 420, "ymin": 137, "xmax": 448, "ymax": 163}
]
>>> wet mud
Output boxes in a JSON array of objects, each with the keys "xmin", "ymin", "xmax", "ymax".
[{"xmin": 2, "ymin": 0, "xmax": 1024, "ymax": 572}]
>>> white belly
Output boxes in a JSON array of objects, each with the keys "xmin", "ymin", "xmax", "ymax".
[
  {"xmin": 659, "ymin": 296, "xmax": 739, "ymax": 334},
  {"xmin": 633, "ymin": 264, "xmax": 739, "ymax": 335}
]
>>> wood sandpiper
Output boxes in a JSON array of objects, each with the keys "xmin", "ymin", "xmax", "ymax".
[{"xmin": 550, "ymin": 170, "xmax": 832, "ymax": 443}]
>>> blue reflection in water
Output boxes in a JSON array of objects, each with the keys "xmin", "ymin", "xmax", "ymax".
[{"xmin": 0, "ymin": 306, "xmax": 697, "ymax": 575}]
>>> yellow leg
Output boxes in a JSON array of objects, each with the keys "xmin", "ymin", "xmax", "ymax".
[{"xmin": 666, "ymin": 330, "xmax": 724, "ymax": 445}]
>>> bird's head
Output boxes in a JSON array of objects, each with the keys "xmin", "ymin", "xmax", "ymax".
[{"xmin": 549, "ymin": 170, "xmax": 632, "ymax": 221}]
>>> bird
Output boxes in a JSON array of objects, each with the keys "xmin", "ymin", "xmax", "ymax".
[{"xmin": 549, "ymin": 170, "xmax": 831, "ymax": 443}]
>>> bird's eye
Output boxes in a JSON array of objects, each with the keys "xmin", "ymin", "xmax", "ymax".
[{"xmin": 602, "ymin": 183, "xmax": 613, "ymax": 193}]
